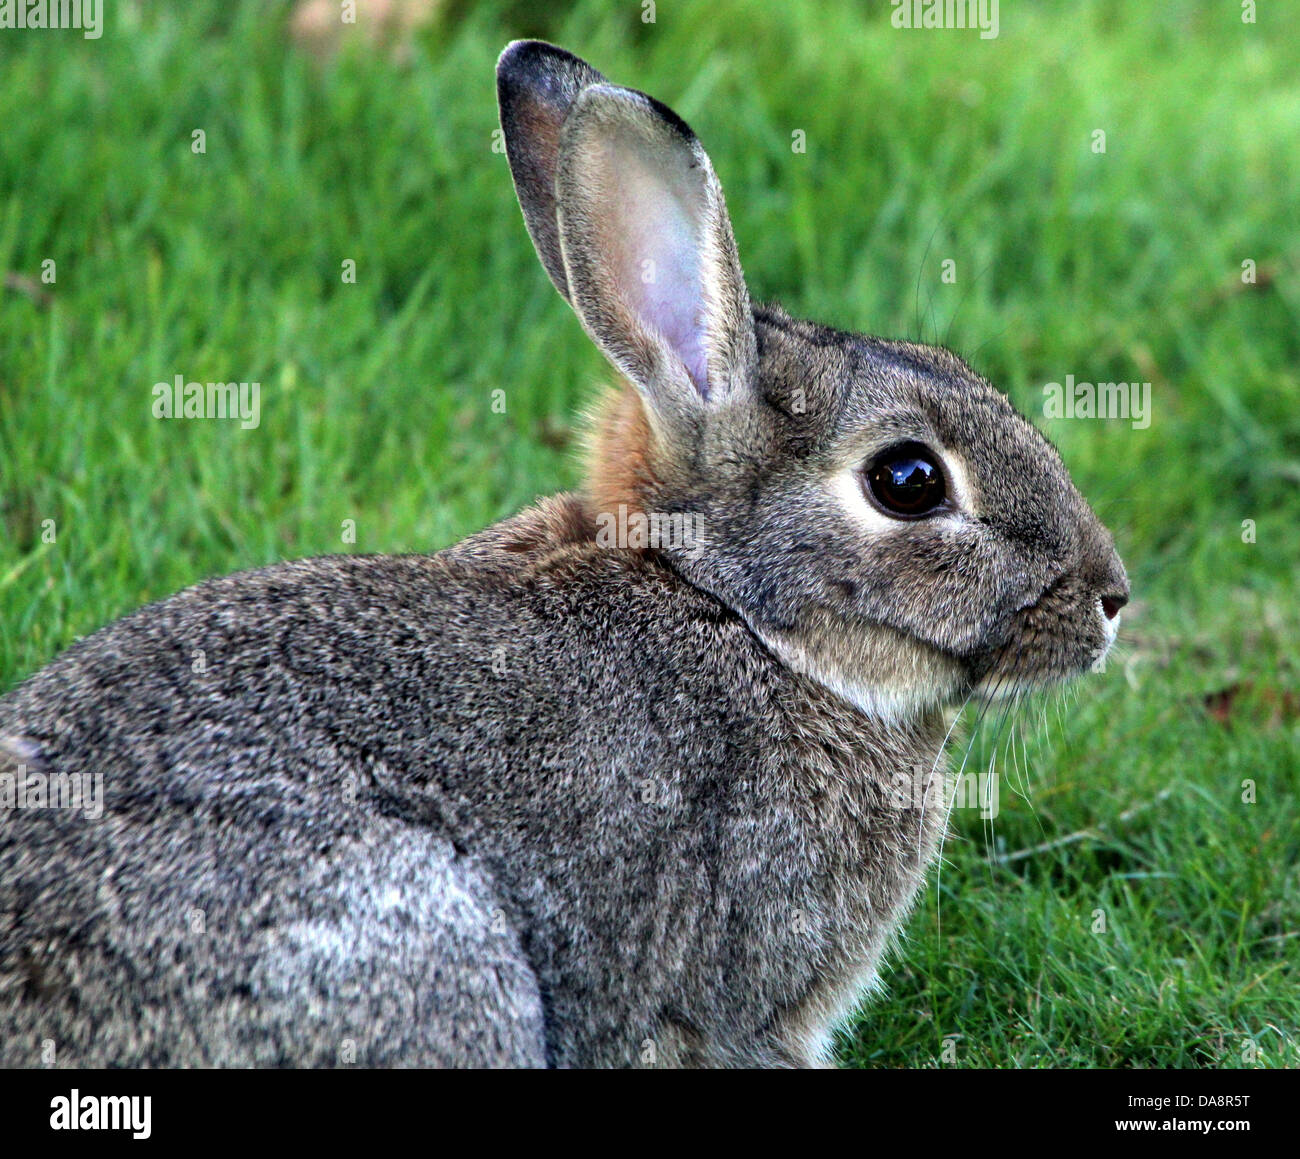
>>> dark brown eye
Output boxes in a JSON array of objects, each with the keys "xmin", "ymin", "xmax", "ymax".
[{"xmin": 864, "ymin": 443, "xmax": 947, "ymax": 518}]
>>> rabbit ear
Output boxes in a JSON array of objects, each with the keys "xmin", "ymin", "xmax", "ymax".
[
  {"xmin": 554, "ymin": 84, "xmax": 757, "ymax": 415},
  {"xmin": 496, "ymin": 40, "xmax": 608, "ymax": 301}
]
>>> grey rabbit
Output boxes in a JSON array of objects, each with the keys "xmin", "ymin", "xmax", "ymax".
[{"xmin": 0, "ymin": 41, "xmax": 1128, "ymax": 1068}]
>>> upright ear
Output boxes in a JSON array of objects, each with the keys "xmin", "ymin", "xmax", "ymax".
[
  {"xmin": 497, "ymin": 42, "xmax": 757, "ymax": 425},
  {"xmin": 497, "ymin": 40, "xmax": 607, "ymax": 301}
]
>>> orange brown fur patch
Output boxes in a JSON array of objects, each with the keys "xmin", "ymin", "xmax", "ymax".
[{"xmin": 583, "ymin": 379, "xmax": 659, "ymax": 527}]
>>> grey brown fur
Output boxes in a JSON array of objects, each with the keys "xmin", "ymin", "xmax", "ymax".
[{"xmin": 0, "ymin": 42, "xmax": 1127, "ymax": 1068}]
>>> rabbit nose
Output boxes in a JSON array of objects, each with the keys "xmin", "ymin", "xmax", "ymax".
[
  {"xmin": 1099, "ymin": 561, "xmax": 1129, "ymax": 619},
  {"xmin": 1088, "ymin": 536, "xmax": 1129, "ymax": 621},
  {"xmin": 1101, "ymin": 592, "xmax": 1127, "ymax": 620}
]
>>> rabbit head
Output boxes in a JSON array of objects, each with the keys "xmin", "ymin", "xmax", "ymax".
[{"xmin": 497, "ymin": 41, "xmax": 1129, "ymax": 721}]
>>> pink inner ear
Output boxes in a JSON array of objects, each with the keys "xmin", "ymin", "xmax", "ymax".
[{"xmin": 602, "ymin": 148, "xmax": 711, "ymax": 396}]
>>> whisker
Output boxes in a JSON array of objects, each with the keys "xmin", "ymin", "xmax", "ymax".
[
  {"xmin": 979, "ymin": 635, "xmax": 1033, "ymax": 876},
  {"xmin": 931, "ymin": 636, "xmax": 1018, "ymax": 933}
]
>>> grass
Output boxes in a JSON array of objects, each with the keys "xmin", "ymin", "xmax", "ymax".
[{"xmin": 1, "ymin": 0, "xmax": 1297, "ymax": 1068}]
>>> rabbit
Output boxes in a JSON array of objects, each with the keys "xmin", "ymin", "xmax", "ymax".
[{"xmin": 0, "ymin": 40, "xmax": 1128, "ymax": 1069}]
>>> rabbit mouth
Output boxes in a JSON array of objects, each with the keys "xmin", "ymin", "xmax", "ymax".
[
  {"xmin": 964, "ymin": 579, "xmax": 1117, "ymax": 699},
  {"xmin": 967, "ymin": 640, "xmax": 1104, "ymax": 700}
]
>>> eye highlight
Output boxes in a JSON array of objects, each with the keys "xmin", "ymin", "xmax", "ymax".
[{"xmin": 862, "ymin": 443, "xmax": 947, "ymax": 518}]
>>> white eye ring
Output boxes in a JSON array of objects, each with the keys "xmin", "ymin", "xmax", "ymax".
[{"xmin": 833, "ymin": 444, "xmax": 971, "ymax": 532}]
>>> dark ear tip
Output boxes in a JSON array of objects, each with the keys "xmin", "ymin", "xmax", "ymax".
[
  {"xmin": 496, "ymin": 39, "xmax": 544, "ymax": 81},
  {"xmin": 496, "ymin": 40, "xmax": 608, "ymax": 161},
  {"xmin": 496, "ymin": 40, "xmax": 541, "ymax": 103},
  {"xmin": 497, "ymin": 40, "xmax": 589, "ymax": 89}
]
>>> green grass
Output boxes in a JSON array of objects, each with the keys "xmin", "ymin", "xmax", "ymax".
[{"xmin": 1, "ymin": 0, "xmax": 1297, "ymax": 1067}]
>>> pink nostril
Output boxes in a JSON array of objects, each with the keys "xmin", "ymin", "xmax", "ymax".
[{"xmin": 1101, "ymin": 594, "xmax": 1127, "ymax": 620}]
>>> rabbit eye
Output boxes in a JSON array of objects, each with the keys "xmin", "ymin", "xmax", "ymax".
[{"xmin": 863, "ymin": 443, "xmax": 947, "ymax": 518}]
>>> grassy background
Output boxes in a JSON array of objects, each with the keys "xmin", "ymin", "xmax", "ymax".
[{"xmin": 1, "ymin": 0, "xmax": 1296, "ymax": 1067}]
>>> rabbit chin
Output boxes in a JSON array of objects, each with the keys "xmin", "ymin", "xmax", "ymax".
[
  {"xmin": 970, "ymin": 615, "xmax": 1120, "ymax": 700},
  {"xmin": 755, "ymin": 619, "xmax": 967, "ymax": 725}
]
